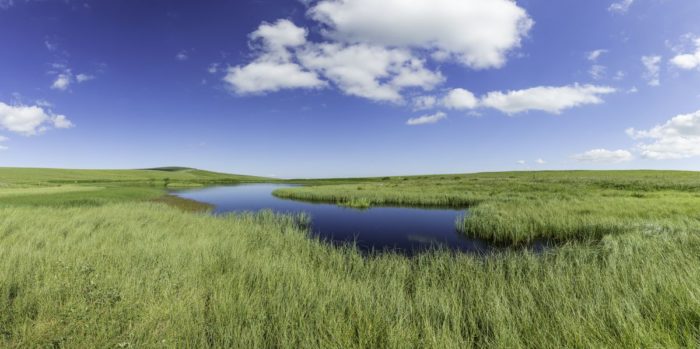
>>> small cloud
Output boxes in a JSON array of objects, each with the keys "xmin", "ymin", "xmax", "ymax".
[
  {"xmin": 49, "ymin": 62, "xmax": 68, "ymax": 70},
  {"xmin": 406, "ymin": 111, "xmax": 447, "ymax": 126},
  {"xmin": 627, "ymin": 109, "xmax": 700, "ymax": 159},
  {"xmin": 516, "ymin": 160, "xmax": 526, "ymax": 165},
  {"xmin": 50, "ymin": 70, "xmax": 95, "ymax": 91},
  {"xmin": 442, "ymin": 88, "xmax": 478, "ymax": 110},
  {"xmin": 75, "ymin": 73, "xmax": 94, "ymax": 82},
  {"xmin": 225, "ymin": 61, "xmax": 326, "ymax": 95},
  {"xmin": 589, "ymin": 64, "xmax": 607, "ymax": 80},
  {"xmin": 0, "ymin": 101, "xmax": 74, "ymax": 136},
  {"xmin": 536, "ymin": 158, "xmax": 546, "ymax": 164},
  {"xmin": 208, "ymin": 63, "xmax": 220, "ymax": 74},
  {"xmin": 670, "ymin": 37, "xmax": 700, "ymax": 71},
  {"xmin": 641, "ymin": 55, "xmax": 662, "ymax": 86},
  {"xmin": 480, "ymin": 84, "xmax": 616, "ymax": 115},
  {"xmin": 35, "ymin": 99, "xmax": 52, "ymax": 108},
  {"xmin": 176, "ymin": 50, "xmax": 189, "ymax": 61},
  {"xmin": 52, "ymin": 115, "xmax": 74, "ymax": 129},
  {"xmin": 51, "ymin": 73, "xmax": 72, "ymax": 91},
  {"xmin": 44, "ymin": 39, "xmax": 58, "ymax": 52},
  {"xmin": 609, "ymin": 0, "xmax": 634, "ymax": 14},
  {"xmin": 572, "ymin": 149, "xmax": 633, "ymax": 163},
  {"xmin": 587, "ymin": 49, "xmax": 608, "ymax": 62}
]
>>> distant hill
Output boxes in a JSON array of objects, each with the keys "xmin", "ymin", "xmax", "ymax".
[
  {"xmin": 143, "ymin": 167, "xmax": 195, "ymax": 172},
  {"xmin": 0, "ymin": 167, "xmax": 271, "ymax": 186}
]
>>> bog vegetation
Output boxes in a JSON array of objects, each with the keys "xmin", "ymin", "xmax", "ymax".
[{"xmin": 0, "ymin": 168, "xmax": 699, "ymax": 348}]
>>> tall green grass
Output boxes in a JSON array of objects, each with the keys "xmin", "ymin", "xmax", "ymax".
[
  {"xmin": 1, "ymin": 203, "xmax": 699, "ymax": 348},
  {"xmin": 1, "ymin": 168, "xmax": 699, "ymax": 347}
]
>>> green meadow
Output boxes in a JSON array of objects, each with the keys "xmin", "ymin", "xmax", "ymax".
[{"xmin": 1, "ymin": 168, "xmax": 699, "ymax": 348}]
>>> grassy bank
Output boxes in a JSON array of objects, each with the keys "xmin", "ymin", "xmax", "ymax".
[
  {"xmin": 0, "ymin": 168, "xmax": 699, "ymax": 347},
  {"xmin": 274, "ymin": 170, "xmax": 700, "ymax": 244}
]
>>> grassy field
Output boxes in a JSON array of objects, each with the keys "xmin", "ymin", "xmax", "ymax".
[
  {"xmin": 0, "ymin": 168, "xmax": 699, "ymax": 347},
  {"xmin": 0, "ymin": 167, "xmax": 267, "ymax": 186},
  {"xmin": 0, "ymin": 167, "xmax": 269, "ymax": 209}
]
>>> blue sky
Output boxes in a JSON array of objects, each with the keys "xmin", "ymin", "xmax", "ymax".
[{"xmin": 1, "ymin": 0, "xmax": 700, "ymax": 178}]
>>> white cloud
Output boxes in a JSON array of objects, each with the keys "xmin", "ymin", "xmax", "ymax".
[
  {"xmin": 413, "ymin": 95, "xmax": 437, "ymax": 110},
  {"xmin": 641, "ymin": 55, "xmax": 661, "ymax": 86},
  {"xmin": 297, "ymin": 43, "xmax": 442, "ymax": 102},
  {"xmin": 251, "ymin": 19, "xmax": 307, "ymax": 53},
  {"xmin": 627, "ymin": 109, "xmax": 700, "ymax": 159},
  {"xmin": 670, "ymin": 38, "xmax": 700, "ymax": 70},
  {"xmin": 572, "ymin": 149, "xmax": 633, "ymax": 163},
  {"xmin": 536, "ymin": 158, "xmax": 546, "ymax": 164},
  {"xmin": 228, "ymin": 1, "xmax": 536, "ymax": 104},
  {"xmin": 0, "ymin": 102, "xmax": 74, "ymax": 136},
  {"xmin": 480, "ymin": 84, "xmax": 616, "ymax": 115},
  {"xmin": 442, "ymin": 88, "xmax": 478, "ymax": 110},
  {"xmin": 516, "ymin": 160, "xmax": 526, "ymax": 165},
  {"xmin": 308, "ymin": 0, "xmax": 533, "ymax": 69},
  {"xmin": 208, "ymin": 63, "xmax": 220, "ymax": 74},
  {"xmin": 406, "ymin": 111, "xmax": 446, "ymax": 126},
  {"xmin": 608, "ymin": 0, "xmax": 634, "ymax": 14},
  {"xmin": 587, "ymin": 49, "xmax": 608, "ymax": 61},
  {"xmin": 51, "ymin": 73, "xmax": 72, "ymax": 91},
  {"xmin": 224, "ymin": 20, "xmax": 326, "ymax": 94},
  {"xmin": 224, "ymin": 61, "xmax": 326, "ymax": 94}
]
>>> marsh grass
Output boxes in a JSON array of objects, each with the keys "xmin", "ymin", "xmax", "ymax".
[
  {"xmin": 337, "ymin": 197, "xmax": 372, "ymax": 209},
  {"xmin": 275, "ymin": 170, "xmax": 700, "ymax": 244},
  {"xmin": 0, "ymin": 203, "xmax": 698, "ymax": 348}
]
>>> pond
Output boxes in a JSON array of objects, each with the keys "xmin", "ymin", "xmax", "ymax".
[{"xmin": 172, "ymin": 184, "xmax": 520, "ymax": 255}]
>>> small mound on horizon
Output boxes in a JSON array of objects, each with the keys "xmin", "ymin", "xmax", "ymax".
[{"xmin": 143, "ymin": 167, "xmax": 194, "ymax": 172}]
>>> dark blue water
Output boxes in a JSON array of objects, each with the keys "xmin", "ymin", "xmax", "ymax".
[{"xmin": 172, "ymin": 184, "xmax": 498, "ymax": 255}]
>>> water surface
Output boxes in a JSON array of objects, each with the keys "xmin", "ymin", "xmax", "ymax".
[{"xmin": 173, "ymin": 184, "xmax": 498, "ymax": 255}]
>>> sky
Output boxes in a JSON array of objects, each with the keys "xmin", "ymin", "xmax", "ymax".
[{"xmin": 1, "ymin": 0, "xmax": 700, "ymax": 178}]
